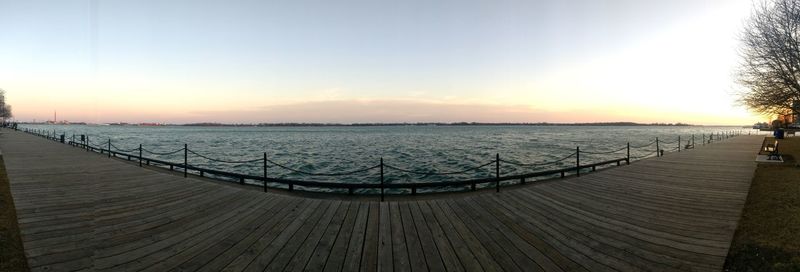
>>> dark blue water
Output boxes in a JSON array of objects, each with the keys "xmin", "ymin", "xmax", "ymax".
[{"xmin": 21, "ymin": 125, "xmax": 750, "ymax": 192}]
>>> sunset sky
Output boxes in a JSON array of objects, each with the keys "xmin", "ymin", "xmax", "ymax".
[{"xmin": 0, "ymin": 0, "xmax": 763, "ymax": 125}]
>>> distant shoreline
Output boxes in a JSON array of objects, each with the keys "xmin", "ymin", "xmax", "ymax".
[{"xmin": 18, "ymin": 121, "xmax": 707, "ymax": 127}]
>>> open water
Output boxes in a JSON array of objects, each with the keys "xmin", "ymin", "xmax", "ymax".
[{"xmin": 19, "ymin": 124, "xmax": 753, "ymax": 192}]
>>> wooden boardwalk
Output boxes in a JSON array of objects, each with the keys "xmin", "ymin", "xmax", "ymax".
[{"xmin": 0, "ymin": 129, "xmax": 761, "ymax": 271}]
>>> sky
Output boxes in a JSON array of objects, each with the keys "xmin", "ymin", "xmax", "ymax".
[{"xmin": 0, "ymin": 0, "xmax": 764, "ymax": 125}]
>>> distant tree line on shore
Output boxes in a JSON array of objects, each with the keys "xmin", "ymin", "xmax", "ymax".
[{"xmin": 178, "ymin": 122, "xmax": 694, "ymax": 127}]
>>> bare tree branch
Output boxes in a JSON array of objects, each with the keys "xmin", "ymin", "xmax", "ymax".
[{"xmin": 738, "ymin": 0, "xmax": 800, "ymax": 116}]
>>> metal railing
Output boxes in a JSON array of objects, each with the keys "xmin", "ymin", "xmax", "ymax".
[{"xmin": 16, "ymin": 127, "xmax": 746, "ymax": 200}]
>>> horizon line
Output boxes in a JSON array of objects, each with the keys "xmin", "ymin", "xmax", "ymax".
[{"xmin": 16, "ymin": 121, "xmax": 751, "ymax": 127}]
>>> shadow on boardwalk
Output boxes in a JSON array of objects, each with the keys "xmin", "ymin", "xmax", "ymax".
[
  {"xmin": 0, "ymin": 155, "xmax": 29, "ymax": 271},
  {"xmin": 0, "ymin": 129, "xmax": 761, "ymax": 271}
]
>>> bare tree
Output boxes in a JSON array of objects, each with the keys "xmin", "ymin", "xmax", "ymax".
[
  {"xmin": 0, "ymin": 88, "xmax": 11, "ymax": 122},
  {"xmin": 2, "ymin": 105, "xmax": 12, "ymax": 120},
  {"xmin": 738, "ymin": 0, "xmax": 800, "ymax": 116}
]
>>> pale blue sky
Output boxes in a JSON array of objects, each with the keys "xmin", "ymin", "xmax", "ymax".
[{"xmin": 0, "ymin": 0, "xmax": 758, "ymax": 124}]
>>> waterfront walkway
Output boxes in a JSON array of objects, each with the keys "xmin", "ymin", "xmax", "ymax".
[{"xmin": 0, "ymin": 129, "xmax": 761, "ymax": 271}]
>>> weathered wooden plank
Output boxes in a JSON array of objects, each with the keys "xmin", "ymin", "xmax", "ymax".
[
  {"xmin": 193, "ymin": 197, "xmax": 311, "ymax": 272},
  {"xmin": 442, "ymin": 199, "xmax": 523, "ymax": 272},
  {"xmin": 429, "ymin": 200, "xmax": 502, "ymax": 272},
  {"xmin": 416, "ymin": 201, "xmax": 466, "ymax": 271},
  {"xmin": 304, "ymin": 201, "xmax": 351, "ymax": 271},
  {"xmin": 398, "ymin": 202, "xmax": 428, "ymax": 272},
  {"xmin": 243, "ymin": 200, "xmax": 333, "ymax": 271},
  {"xmin": 96, "ymin": 192, "xmax": 268, "ymax": 270},
  {"xmin": 407, "ymin": 201, "xmax": 446, "ymax": 271},
  {"xmin": 456, "ymin": 197, "xmax": 553, "ymax": 271},
  {"xmin": 280, "ymin": 201, "xmax": 344, "ymax": 271},
  {"xmin": 425, "ymin": 200, "xmax": 487, "ymax": 272},
  {"xmin": 360, "ymin": 202, "xmax": 380, "ymax": 272},
  {"xmin": 143, "ymin": 194, "xmax": 288, "ymax": 271},
  {"xmin": 137, "ymin": 196, "xmax": 288, "ymax": 272},
  {"xmin": 388, "ymin": 202, "xmax": 410, "ymax": 272},
  {"xmin": 221, "ymin": 199, "xmax": 323, "ymax": 271},
  {"xmin": 322, "ymin": 202, "xmax": 360, "ymax": 272},
  {"xmin": 378, "ymin": 202, "xmax": 394, "ymax": 272},
  {"xmin": 341, "ymin": 202, "xmax": 369, "ymax": 272}
]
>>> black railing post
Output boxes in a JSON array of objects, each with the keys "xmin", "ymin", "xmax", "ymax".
[
  {"xmin": 576, "ymin": 147, "xmax": 580, "ymax": 177},
  {"xmin": 139, "ymin": 144, "xmax": 143, "ymax": 167},
  {"xmin": 263, "ymin": 152, "xmax": 267, "ymax": 193},
  {"xmin": 495, "ymin": 153, "xmax": 500, "ymax": 192},
  {"xmin": 626, "ymin": 142, "xmax": 630, "ymax": 165},
  {"xmin": 108, "ymin": 138, "xmax": 111, "ymax": 158},
  {"xmin": 380, "ymin": 157, "xmax": 385, "ymax": 202},
  {"xmin": 678, "ymin": 135, "xmax": 681, "ymax": 152},
  {"xmin": 184, "ymin": 144, "xmax": 188, "ymax": 178},
  {"xmin": 656, "ymin": 137, "xmax": 660, "ymax": 157},
  {"xmin": 86, "ymin": 135, "xmax": 90, "ymax": 151}
]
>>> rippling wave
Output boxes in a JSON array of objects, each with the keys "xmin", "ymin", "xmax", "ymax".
[{"xmin": 23, "ymin": 125, "xmax": 750, "ymax": 192}]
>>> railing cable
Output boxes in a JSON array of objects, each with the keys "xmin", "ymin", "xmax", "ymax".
[{"xmin": 142, "ymin": 147, "xmax": 186, "ymax": 156}]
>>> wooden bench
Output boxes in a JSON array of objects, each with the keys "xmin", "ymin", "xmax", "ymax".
[
  {"xmin": 760, "ymin": 138, "xmax": 780, "ymax": 160},
  {"xmin": 761, "ymin": 138, "xmax": 777, "ymax": 152}
]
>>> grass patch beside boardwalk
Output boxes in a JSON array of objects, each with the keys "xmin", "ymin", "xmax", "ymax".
[
  {"xmin": 0, "ymin": 156, "xmax": 29, "ymax": 271},
  {"xmin": 725, "ymin": 136, "xmax": 800, "ymax": 271}
]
